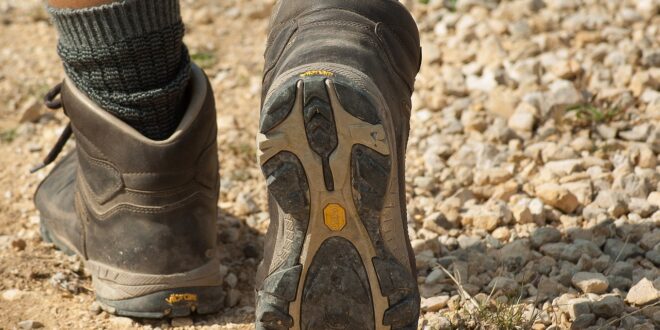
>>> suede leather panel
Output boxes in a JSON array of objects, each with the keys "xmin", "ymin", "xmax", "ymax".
[
  {"xmin": 34, "ymin": 152, "xmax": 85, "ymax": 256},
  {"xmin": 81, "ymin": 189, "xmax": 216, "ymax": 274},
  {"xmin": 76, "ymin": 142, "xmax": 124, "ymax": 205}
]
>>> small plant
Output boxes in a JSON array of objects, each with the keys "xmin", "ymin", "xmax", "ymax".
[
  {"xmin": 566, "ymin": 103, "xmax": 620, "ymax": 124},
  {"xmin": 190, "ymin": 51, "xmax": 217, "ymax": 70},
  {"xmin": 438, "ymin": 265, "xmax": 540, "ymax": 330},
  {"xmin": 0, "ymin": 128, "xmax": 17, "ymax": 143}
]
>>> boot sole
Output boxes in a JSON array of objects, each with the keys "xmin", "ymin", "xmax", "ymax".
[
  {"xmin": 40, "ymin": 220, "xmax": 224, "ymax": 319},
  {"xmin": 256, "ymin": 64, "xmax": 419, "ymax": 329}
]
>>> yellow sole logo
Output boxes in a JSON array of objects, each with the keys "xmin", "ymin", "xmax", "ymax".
[
  {"xmin": 300, "ymin": 70, "xmax": 334, "ymax": 78},
  {"xmin": 166, "ymin": 293, "xmax": 198, "ymax": 305},
  {"xmin": 324, "ymin": 204, "xmax": 346, "ymax": 231}
]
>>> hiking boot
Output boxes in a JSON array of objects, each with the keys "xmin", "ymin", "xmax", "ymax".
[
  {"xmin": 34, "ymin": 65, "xmax": 224, "ymax": 318},
  {"xmin": 255, "ymin": 1, "xmax": 422, "ymax": 329}
]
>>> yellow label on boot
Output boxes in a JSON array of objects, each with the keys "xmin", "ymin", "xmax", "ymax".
[
  {"xmin": 300, "ymin": 70, "xmax": 334, "ymax": 78},
  {"xmin": 324, "ymin": 204, "xmax": 346, "ymax": 231},
  {"xmin": 166, "ymin": 293, "xmax": 198, "ymax": 305}
]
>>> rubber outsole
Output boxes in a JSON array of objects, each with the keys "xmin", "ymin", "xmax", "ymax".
[
  {"xmin": 40, "ymin": 221, "xmax": 225, "ymax": 319},
  {"xmin": 257, "ymin": 66, "xmax": 419, "ymax": 330}
]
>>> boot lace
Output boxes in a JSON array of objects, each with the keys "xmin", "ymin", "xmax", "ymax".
[{"xmin": 30, "ymin": 83, "xmax": 72, "ymax": 173}]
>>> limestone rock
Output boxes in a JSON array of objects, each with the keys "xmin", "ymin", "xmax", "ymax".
[
  {"xmin": 571, "ymin": 272, "xmax": 609, "ymax": 294},
  {"xmin": 626, "ymin": 278, "xmax": 660, "ymax": 306},
  {"xmin": 536, "ymin": 183, "xmax": 580, "ymax": 213}
]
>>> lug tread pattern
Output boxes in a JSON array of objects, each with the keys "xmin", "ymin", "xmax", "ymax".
[{"xmin": 257, "ymin": 73, "xmax": 419, "ymax": 330}]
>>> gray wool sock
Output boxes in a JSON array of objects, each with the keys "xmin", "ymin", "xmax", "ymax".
[{"xmin": 48, "ymin": 0, "xmax": 191, "ymax": 140}]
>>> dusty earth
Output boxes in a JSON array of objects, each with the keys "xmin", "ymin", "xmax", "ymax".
[{"xmin": 0, "ymin": 0, "xmax": 659, "ymax": 329}]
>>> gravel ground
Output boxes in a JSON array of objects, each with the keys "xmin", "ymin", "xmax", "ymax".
[{"xmin": 0, "ymin": 0, "xmax": 659, "ymax": 329}]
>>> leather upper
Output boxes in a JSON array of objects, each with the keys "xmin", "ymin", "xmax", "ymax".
[{"xmin": 35, "ymin": 65, "xmax": 220, "ymax": 274}]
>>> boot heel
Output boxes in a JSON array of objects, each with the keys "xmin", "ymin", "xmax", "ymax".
[
  {"xmin": 256, "ymin": 64, "xmax": 419, "ymax": 329},
  {"xmin": 88, "ymin": 259, "xmax": 224, "ymax": 318}
]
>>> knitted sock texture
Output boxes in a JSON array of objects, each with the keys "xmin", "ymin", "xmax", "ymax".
[{"xmin": 48, "ymin": 0, "xmax": 190, "ymax": 140}]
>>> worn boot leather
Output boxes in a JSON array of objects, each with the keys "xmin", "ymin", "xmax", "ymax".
[
  {"xmin": 255, "ymin": 1, "xmax": 422, "ymax": 329},
  {"xmin": 34, "ymin": 64, "xmax": 224, "ymax": 318}
]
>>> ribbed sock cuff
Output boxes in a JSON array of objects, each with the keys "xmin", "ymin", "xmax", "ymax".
[
  {"xmin": 47, "ymin": 0, "xmax": 191, "ymax": 140},
  {"xmin": 48, "ymin": 0, "xmax": 182, "ymax": 48}
]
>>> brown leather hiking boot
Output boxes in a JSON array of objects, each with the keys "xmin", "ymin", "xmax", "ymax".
[
  {"xmin": 33, "ymin": 64, "xmax": 224, "ymax": 318},
  {"xmin": 255, "ymin": 1, "xmax": 422, "ymax": 329}
]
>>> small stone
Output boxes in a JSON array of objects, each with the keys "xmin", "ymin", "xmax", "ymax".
[
  {"xmin": 592, "ymin": 295, "xmax": 624, "ymax": 318},
  {"xmin": 619, "ymin": 124, "xmax": 650, "ymax": 142},
  {"xmin": 636, "ymin": 146, "xmax": 657, "ymax": 168},
  {"xmin": 531, "ymin": 227, "xmax": 562, "ymax": 247},
  {"xmin": 537, "ymin": 276, "xmax": 562, "ymax": 301},
  {"xmin": 487, "ymin": 276, "xmax": 520, "ymax": 295},
  {"xmin": 566, "ymin": 297, "xmax": 592, "ymax": 319},
  {"xmin": 492, "ymin": 227, "xmax": 511, "ymax": 241},
  {"xmin": 2, "ymin": 289, "xmax": 24, "ymax": 301},
  {"xmin": 573, "ymin": 241, "xmax": 603, "ymax": 259},
  {"xmin": 640, "ymin": 231, "xmax": 660, "ymax": 250},
  {"xmin": 225, "ymin": 272, "xmax": 238, "ymax": 288},
  {"xmin": 646, "ymin": 250, "xmax": 660, "ymax": 266},
  {"xmin": 421, "ymin": 295, "xmax": 450, "ymax": 312},
  {"xmin": 626, "ymin": 278, "xmax": 660, "ymax": 306},
  {"xmin": 447, "ymin": 295, "xmax": 462, "ymax": 311},
  {"xmin": 648, "ymin": 192, "xmax": 660, "ymax": 208},
  {"xmin": 171, "ymin": 317, "xmax": 194, "ymax": 327},
  {"xmin": 427, "ymin": 315, "xmax": 451, "ymax": 330},
  {"xmin": 243, "ymin": 241, "xmax": 260, "ymax": 259},
  {"xmin": 11, "ymin": 238, "xmax": 26, "ymax": 251},
  {"xmin": 544, "ymin": 159, "xmax": 584, "ymax": 176},
  {"xmin": 225, "ymin": 288, "xmax": 241, "ymax": 307},
  {"xmin": 593, "ymin": 190, "xmax": 629, "ymax": 217},
  {"xmin": 570, "ymin": 313, "xmax": 596, "ymax": 329},
  {"xmin": 546, "ymin": 80, "xmax": 582, "ymax": 113},
  {"xmin": 235, "ymin": 192, "xmax": 258, "ymax": 216},
  {"xmin": 462, "ymin": 201, "xmax": 511, "ymax": 231},
  {"xmin": 633, "ymin": 323, "xmax": 657, "ymax": 330},
  {"xmin": 498, "ymin": 239, "xmax": 534, "ymax": 269},
  {"xmin": 609, "ymin": 274, "xmax": 633, "ymax": 290},
  {"xmin": 617, "ymin": 173, "xmax": 651, "ymax": 199},
  {"xmin": 536, "ymin": 183, "xmax": 580, "ymax": 213},
  {"xmin": 110, "ymin": 317, "xmax": 135, "ymax": 327},
  {"xmin": 487, "ymin": 86, "xmax": 519, "ymax": 118},
  {"xmin": 603, "ymin": 238, "xmax": 643, "ymax": 260},
  {"xmin": 571, "ymin": 272, "xmax": 609, "ymax": 294},
  {"xmin": 425, "ymin": 268, "xmax": 446, "ymax": 284},
  {"xmin": 596, "ymin": 124, "xmax": 618, "ymax": 139},
  {"xmin": 511, "ymin": 203, "xmax": 534, "ymax": 224},
  {"xmin": 18, "ymin": 98, "xmax": 43, "ymax": 123},
  {"xmin": 17, "ymin": 320, "xmax": 43, "ymax": 329},
  {"xmin": 608, "ymin": 262, "xmax": 633, "ymax": 279},
  {"xmin": 621, "ymin": 315, "xmax": 643, "ymax": 329},
  {"xmin": 457, "ymin": 235, "xmax": 483, "ymax": 250},
  {"xmin": 508, "ymin": 109, "xmax": 536, "ymax": 133},
  {"xmin": 629, "ymin": 198, "xmax": 657, "ymax": 218},
  {"xmin": 88, "ymin": 301, "xmax": 102, "ymax": 315}
]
